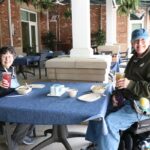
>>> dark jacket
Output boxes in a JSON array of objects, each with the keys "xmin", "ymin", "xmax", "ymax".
[{"xmin": 124, "ymin": 46, "xmax": 150, "ymax": 100}]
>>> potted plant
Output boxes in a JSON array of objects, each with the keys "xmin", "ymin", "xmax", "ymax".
[
  {"xmin": 91, "ymin": 29, "xmax": 106, "ymax": 46},
  {"xmin": 42, "ymin": 32, "xmax": 56, "ymax": 50},
  {"xmin": 64, "ymin": 8, "xmax": 72, "ymax": 19},
  {"xmin": 116, "ymin": 0, "xmax": 140, "ymax": 15}
]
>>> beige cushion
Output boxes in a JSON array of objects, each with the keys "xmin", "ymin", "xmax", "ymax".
[
  {"xmin": 46, "ymin": 57, "xmax": 108, "ymax": 69},
  {"xmin": 46, "ymin": 57, "xmax": 75, "ymax": 68},
  {"xmin": 97, "ymin": 45, "xmax": 120, "ymax": 54},
  {"xmin": 45, "ymin": 57, "xmax": 111, "ymax": 82},
  {"xmin": 56, "ymin": 74, "xmax": 106, "ymax": 81},
  {"xmin": 56, "ymin": 68, "xmax": 106, "ymax": 74}
]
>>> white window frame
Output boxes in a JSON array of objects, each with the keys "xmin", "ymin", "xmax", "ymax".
[{"xmin": 20, "ymin": 9, "xmax": 39, "ymax": 52}]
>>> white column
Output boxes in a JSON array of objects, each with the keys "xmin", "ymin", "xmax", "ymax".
[
  {"xmin": 106, "ymin": 0, "xmax": 117, "ymax": 45},
  {"xmin": 70, "ymin": 0, "xmax": 93, "ymax": 58},
  {"xmin": 8, "ymin": 0, "xmax": 13, "ymax": 46}
]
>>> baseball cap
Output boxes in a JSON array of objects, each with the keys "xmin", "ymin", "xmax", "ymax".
[{"xmin": 131, "ymin": 28, "xmax": 149, "ymax": 42}]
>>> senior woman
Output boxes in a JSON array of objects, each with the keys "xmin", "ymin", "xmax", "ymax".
[{"xmin": 0, "ymin": 46, "xmax": 34, "ymax": 150}]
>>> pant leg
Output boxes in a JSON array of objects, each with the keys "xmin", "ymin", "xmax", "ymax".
[
  {"xmin": 86, "ymin": 121, "xmax": 103, "ymax": 143},
  {"xmin": 85, "ymin": 100, "xmax": 119, "ymax": 144},
  {"xmin": 0, "ymin": 122, "xmax": 4, "ymax": 135},
  {"xmin": 97, "ymin": 102, "xmax": 150, "ymax": 150},
  {"xmin": 26, "ymin": 125, "xmax": 35, "ymax": 137},
  {"xmin": 12, "ymin": 124, "xmax": 32, "ymax": 144}
]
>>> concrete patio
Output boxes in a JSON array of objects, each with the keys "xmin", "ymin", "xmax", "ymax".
[{"xmin": 0, "ymin": 125, "xmax": 89, "ymax": 150}]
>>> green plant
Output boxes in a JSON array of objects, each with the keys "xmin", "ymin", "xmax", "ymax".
[
  {"xmin": 15, "ymin": 0, "xmax": 53, "ymax": 11},
  {"xmin": 95, "ymin": 29, "xmax": 106, "ymax": 46},
  {"xmin": 64, "ymin": 8, "xmax": 72, "ymax": 19},
  {"xmin": 42, "ymin": 32, "xmax": 56, "ymax": 50},
  {"xmin": 116, "ymin": 0, "xmax": 140, "ymax": 15}
]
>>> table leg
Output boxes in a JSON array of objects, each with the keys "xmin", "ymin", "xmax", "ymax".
[
  {"xmin": 31, "ymin": 125, "xmax": 85, "ymax": 150},
  {"xmin": 38, "ymin": 61, "xmax": 41, "ymax": 79}
]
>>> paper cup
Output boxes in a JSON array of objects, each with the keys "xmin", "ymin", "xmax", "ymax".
[
  {"xmin": 115, "ymin": 72, "xmax": 124, "ymax": 81},
  {"xmin": 67, "ymin": 88, "xmax": 78, "ymax": 98}
]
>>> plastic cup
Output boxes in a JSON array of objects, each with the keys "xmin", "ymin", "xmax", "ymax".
[
  {"xmin": 2, "ymin": 72, "xmax": 11, "ymax": 88},
  {"xmin": 115, "ymin": 72, "xmax": 124, "ymax": 81},
  {"xmin": 67, "ymin": 88, "xmax": 78, "ymax": 98}
]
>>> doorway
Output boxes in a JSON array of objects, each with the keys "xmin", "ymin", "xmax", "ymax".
[{"xmin": 21, "ymin": 9, "xmax": 38, "ymax": 54}]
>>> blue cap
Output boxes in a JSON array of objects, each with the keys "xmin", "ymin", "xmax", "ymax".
[{"xmin": 131, "ymin": 28, "xmax": 149, "ymax": 42}]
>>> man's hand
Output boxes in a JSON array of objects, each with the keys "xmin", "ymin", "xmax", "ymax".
[
  {"xmin": 116, "ymin": 78, "xmax": 130, "ymax": 89},
  {"xmin": 112, "ymin": 95, "xmax": 119, "ymax": 107}
]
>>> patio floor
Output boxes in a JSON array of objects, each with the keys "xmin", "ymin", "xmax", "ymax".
[{"xmin": 0, "ymin": 125, "xmax": 90, "ymax": 150}]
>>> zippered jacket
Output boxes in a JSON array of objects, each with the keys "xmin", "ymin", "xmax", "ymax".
[{"xmin": 125, "ymin": 46, "xmax": 150, "ymax": 99}]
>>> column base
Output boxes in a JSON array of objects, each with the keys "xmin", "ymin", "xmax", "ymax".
[{"xmin": 70, "ymin": 48, "xmax": 93, "ymax": 58}]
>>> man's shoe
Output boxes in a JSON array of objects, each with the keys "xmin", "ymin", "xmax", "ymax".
[{"xmin": 22, "ymin": 136, "xmax": 34, "ymax": 145}]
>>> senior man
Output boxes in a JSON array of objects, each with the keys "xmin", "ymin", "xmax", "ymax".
[{"xmin": 84, "ymin": 28, "xmax": 150, "ymax": 150}]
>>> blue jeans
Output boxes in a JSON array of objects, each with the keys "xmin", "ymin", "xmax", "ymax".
[{"xmin": 86, "ymin": 101, "xmax": 150, "ymax": 150}]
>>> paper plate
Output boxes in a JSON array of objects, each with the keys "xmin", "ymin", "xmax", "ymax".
[{"xmin": 78, "ymin": 93, "xmax": 101, "ymax": 102}]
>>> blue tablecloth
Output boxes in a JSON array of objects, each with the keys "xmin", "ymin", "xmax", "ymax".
[
  {"xmin": 0, "ymin": 82, "xmax": 113, "ymax": 126},
  {"xmin": 13, "ymin": 55, "xmax": 40, "ymax": 66}
]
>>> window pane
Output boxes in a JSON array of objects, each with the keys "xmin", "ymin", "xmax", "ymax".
[
  {"xmin": 30, "ymin": 13, "xmax": 36, "ymax": 22},
  {"xmin": 21, "ymin": 22, "xmax": 30, "ymax": 53},
  {"xmin": 31, "ymin": 25, "xmax": 36, "ymax": 51},
  {"xmin": 130, "ymin": 14, "xmax": 143, "ymax": 20},
  {"xmin": 132, "ymin": 24, "xmax": 142, "ymax": 31},
  {"xmin": 21, "ymin": 10, "xmax": 29, "ymax": 21}
]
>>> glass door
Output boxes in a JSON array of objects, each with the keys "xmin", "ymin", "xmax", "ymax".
[
  {"xmin": 30, "ymin": 22, "xmax": 38, "ymax": 53},
  {"xmin": 21, "ymin": 9, "xmax": 38, "ymax": 54}
]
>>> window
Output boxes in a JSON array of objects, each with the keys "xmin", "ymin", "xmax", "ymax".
[{"xmin": 20, "ymin": 9, "xmax": 38, "ymax": 53}]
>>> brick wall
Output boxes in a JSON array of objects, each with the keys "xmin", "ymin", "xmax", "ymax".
[
  {"xmin": 117, "ymin": 15, "xmax": 128, "ymax": 51},
  {"xmin": 0, "ymin": 0, "xmax": 22, "ymax": 48},
  {"xmin": 0, "ymin": 1, "xmax": 128, "ymax": 54}
]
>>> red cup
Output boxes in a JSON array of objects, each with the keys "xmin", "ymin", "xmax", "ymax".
[{"xmin": 2, "ymin": 72, "xmax": 11, "ymax": 88}]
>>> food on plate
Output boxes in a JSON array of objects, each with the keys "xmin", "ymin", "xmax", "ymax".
[
  {"xmin": 16, "ymin": 85, "xmax": 32, "ymax": 95},
  {"xmin": 91, "ymin": 85, "xmax": 106, "ymax": 94}
]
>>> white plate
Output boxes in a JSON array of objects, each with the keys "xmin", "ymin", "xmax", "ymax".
[
  {"xmin": 78, "ymin": 93, "xmax": 101, "ymax": 102},
  {"xmin": 15, "ymin": 85, "xmax": 32, "ymax": 95}
]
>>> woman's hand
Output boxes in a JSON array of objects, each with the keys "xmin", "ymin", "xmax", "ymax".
[
  {"xmin": 1, "ymin": 79, "xmax": 9, "ymax": 88},
  {"xmin": 116, "ymin": 78, "xmax": 130, "ymax": 89}
]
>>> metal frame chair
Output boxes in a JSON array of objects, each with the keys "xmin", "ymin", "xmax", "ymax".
[{"xmin": 119, "ymin": 119, "xmax": 150, "ymax": 150}]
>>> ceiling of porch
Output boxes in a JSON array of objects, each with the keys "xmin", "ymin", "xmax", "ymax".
[
  {"xmin": 141, "ymin": 0, "xmax": 150, "ymax": 6},
  {"xmin": 62, "ymin": 0, "xmax": 150, "ymax": 6}
]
